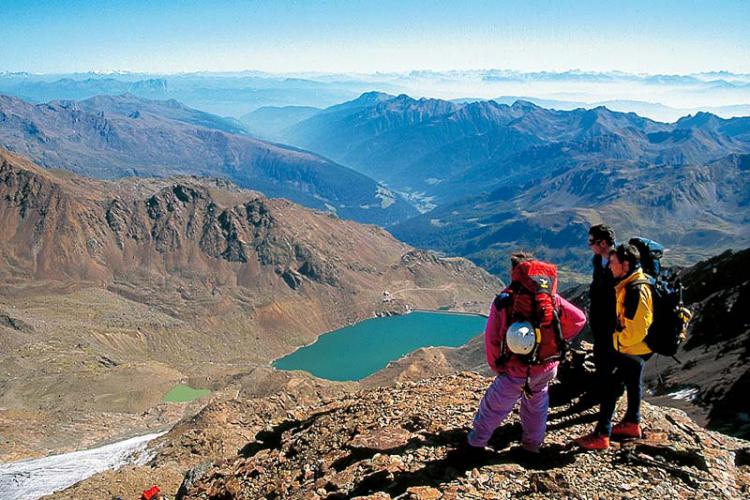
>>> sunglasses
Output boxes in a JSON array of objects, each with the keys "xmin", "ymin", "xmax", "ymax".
[{"xmin": 587, "ymin": 239, "xmax": 601, "ymax": 246}]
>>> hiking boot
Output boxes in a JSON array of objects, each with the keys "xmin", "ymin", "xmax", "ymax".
[
  {"xmin": 574, "ymin": 432, "xmax": 610, "ymax": 450},
  {"xmin": 611, "ymin": 421, "xmax": 642, "ymax": 439}
]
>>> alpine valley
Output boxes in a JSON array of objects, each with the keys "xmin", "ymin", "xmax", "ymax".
[
  {"xmin": 1, "ymin": 84, "xmax": 750, "ymax": 500},
  {"xmin": 0, "ymin": 94, "xmax": 417, "ymax": 227},
  {"xmin": 0, "ymin": 148, "xmax": 499, "ymax": 462},
  {"xmin": 262, "ymin": 92, "xmax": 750, "ymax": 277}
]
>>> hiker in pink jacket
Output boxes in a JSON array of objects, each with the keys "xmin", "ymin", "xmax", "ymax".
[{"xmin": 467, "ymin": 253, "xmax": 586, "ymax": 454}]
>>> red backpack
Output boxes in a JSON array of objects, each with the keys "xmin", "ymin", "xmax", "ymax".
[{"xmin": 497, "ymin": 260, "xmax": 567, "ymax": 364}]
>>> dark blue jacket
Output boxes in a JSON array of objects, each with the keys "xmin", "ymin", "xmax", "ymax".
[{"xmin": 589, "ymin": 254, "xmax": 616, "ymax": 342}]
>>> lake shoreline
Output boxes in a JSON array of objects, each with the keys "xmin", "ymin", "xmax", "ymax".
[
  {"xmin": 272, "ymin": 310, "xmax": 486, "ymax": 381},
  {"xmin": 268, "ymin": 308, "xmax": 488, "ymax": 367}
]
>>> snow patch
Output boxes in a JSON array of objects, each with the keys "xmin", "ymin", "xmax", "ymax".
[
  {"xmin": 669, "ymin": 388, "xmax": 699, "ymax": 401},
  {"xmin": 375, "ymin": 186, "xmax": 396, "ymax": 209},
  {"xmin": 397, "ymin": 190, "xmax": 436, "ymax": 213},
  {"xmin": 0, "ymin": 431, "xmax": 165, "ymax": 500}
]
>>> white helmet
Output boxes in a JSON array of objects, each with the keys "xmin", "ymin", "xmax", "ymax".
[{"xmin": 506, "ymin": 321, "xmax": 537, "ymax": 355}]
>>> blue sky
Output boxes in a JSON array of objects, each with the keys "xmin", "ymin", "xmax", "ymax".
[{"xmin": 2, "ymin": 0, "xmax": 749, "ymax": 74}]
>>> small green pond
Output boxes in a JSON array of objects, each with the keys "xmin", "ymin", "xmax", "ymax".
[
  {"xmin": 162, "ymin": 384, "xmax": 211, "ymax": 403},
  {"xmin": 273, "ymin": 311, "xmax": 486, "ymax": 381}
]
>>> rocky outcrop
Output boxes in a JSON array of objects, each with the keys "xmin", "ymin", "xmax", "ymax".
[
  {"xmin": 645, "ymin": 248, "xmax": 750, "ymax": 438},
  {"xmin": 176, "ymin": 371, "xmax": 750, "ymax": 499},
  {"xmin": 44, "ymin": 347, "xmax": 750, "ymax": 498},
  {"xmin": 0, "ymin": 309, "xmax": 33, "ymax": 333},
  {"xmin": 0, "ymin": 151, "xmax": 380, "ymax": 286}
]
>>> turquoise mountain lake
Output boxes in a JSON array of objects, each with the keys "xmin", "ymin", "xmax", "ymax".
[{"xmin": 273, "ymin": 311, "xmax": 486, "ymax": 381}]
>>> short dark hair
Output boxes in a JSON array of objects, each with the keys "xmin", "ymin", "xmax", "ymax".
[
  {"xmin": 510, "ymin": 251, "xmax": 534, "ymax": 269},
  {"xmin": 589, "ymin": 224, "xmax": 616, "ymax": 246},
  {"xmin": 611, "ymin": 243, "xmax": 640, "ymax": 269}
]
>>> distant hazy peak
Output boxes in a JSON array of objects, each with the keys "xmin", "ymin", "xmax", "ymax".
[
  {"xmin": 345, "ymin": 91, "xmax": 395, "ymax": 107},
  {"xmin": 510, "ymin": 99, "xmax": 540, "ymax": 110},
  {"xmin": 675, "ymin": 111, "xmax": 724, "ymax": 129}
]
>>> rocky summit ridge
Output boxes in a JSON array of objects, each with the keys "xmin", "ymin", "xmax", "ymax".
[
  {"xmin": 182, "ymin": 378, "xmax": 750, "ymax": 499},
  {"xmin": 56, "ymin": 350, "xmax": 750, "ymax": 499}
]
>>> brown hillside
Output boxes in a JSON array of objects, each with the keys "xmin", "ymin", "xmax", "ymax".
[{"xmin": 0, "ymin": 149, "xmax": 500, "ymax": 460}]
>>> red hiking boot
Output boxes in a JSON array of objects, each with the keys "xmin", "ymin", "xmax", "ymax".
[
  {"xmin": 612, "ymin": 421, "xmax": 642, "ymax": 439},
  {"xmin": 575, "ymin": 433, "xmax": 610, "ymax": 450}
]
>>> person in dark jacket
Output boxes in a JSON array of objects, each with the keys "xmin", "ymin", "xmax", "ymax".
[{"xmin": 583, "ymin": 224, "xmax": 617, "ymax": 408}]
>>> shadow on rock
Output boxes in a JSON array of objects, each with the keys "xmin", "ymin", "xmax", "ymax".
[
  {"xmin": 546, "ymin": 409, "xmax": 598, "ymax": 431},
  {"xmin": 331, "ymin": 436, "xmax": 424, "ymax": 472},
  {"xmin": 345, "ymin": 427, "xmax": 578, "ymax": 498},
  {"xmin": 238, "ymin": 408, "xmax": 337, "ymax": 458}
]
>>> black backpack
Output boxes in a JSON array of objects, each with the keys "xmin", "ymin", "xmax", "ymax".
[
  {"xmin": 626, "ymin": 237, "xmax": 692, "ymax": 357},
  {"xmin": 630, "ymin": 276, "xmax": 691, "ymax": 357}
]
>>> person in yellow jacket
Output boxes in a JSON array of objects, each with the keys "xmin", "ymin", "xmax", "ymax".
[{"xmin": 576, "ymin": 243, "xmax": 653, "ymax": 450}]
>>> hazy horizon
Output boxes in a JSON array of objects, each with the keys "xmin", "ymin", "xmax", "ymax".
[
  {"xmin": 3, "ymin": 68, "xmax": 750, "ymax": 78},
  {"xmin": 3, "ymin": 1, "xmax": 750, "ymax": 122},
  {"xmin": 4, "ymin": 67, "xmax": 749, "ymax": 122}
]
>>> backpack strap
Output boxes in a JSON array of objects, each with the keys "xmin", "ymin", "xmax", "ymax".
[
  {"xmin": 551, "ymin": 296, "xmax": 567, "ymax": 356},
  {"xmin": 625, "ymin": 278, "xmax": 650, "ymax": 321},
  {"xmin": 628, "ymin": 278, "xmax": 651, "ymax": 286},
  {"xmin": 493, "ymin": 291, "xmax": 513, "ymax": 367}
]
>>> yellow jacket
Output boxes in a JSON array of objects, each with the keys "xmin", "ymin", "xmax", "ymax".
[{"xmin": 612, "ymin": 268, "xmax": 653, "ymax": 355}]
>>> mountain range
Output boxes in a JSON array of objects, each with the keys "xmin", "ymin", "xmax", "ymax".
[
  {"xmin": 3, "ymin": 69, "xmax": 750, "ymax": 121},
  {"xmin": 0, "ymin": 93, "xmax": 417, "ymax": 226},
  {"xmin": 254, "ymin": 92, "xmax": 749, "ymax": 276},
  {"xmin": 0, "ymin": 72, "xmax": 383, "ymax": 117},
  {"xmin": 491, "ymin": 96, "xmax": 750, "ymax": 124},
  {"xmin": 2, "ymin": 78, "xmax": 750, "ymax": 498},
  {"xmin": 2, "ymin": 91, "xmax": 748, "ymax": 278},
  {"xmin": 390, "ymin": 151, "xmax": 750, "ymax": 277},
  {"xmin": 281, "ymin": 92, "xmax": 750, "ymax": 206}
]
